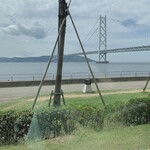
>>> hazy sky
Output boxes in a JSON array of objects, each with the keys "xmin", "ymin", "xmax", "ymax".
[{"xmin": 0, "ymin": 0, "xmax": 150, "ymax": 62}]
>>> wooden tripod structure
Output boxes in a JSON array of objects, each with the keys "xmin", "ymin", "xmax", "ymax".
[{"xmin": 32, "ymin": 0, "xmax": 105, "ymax": 110}]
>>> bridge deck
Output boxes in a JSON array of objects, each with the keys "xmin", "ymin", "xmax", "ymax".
[{"xmin": 66, "ymin": 45, "xmax": 150, "ymax": 56}]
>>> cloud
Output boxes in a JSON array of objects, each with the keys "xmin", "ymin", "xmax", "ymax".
[
  {"xmin": 0, "ymin": 22, "xmax": 47, "ymax": 39},
  {"xmin": 121, "ymin": 19, "xmax": 137, "ymax": 27},
  {"xmin": 0, "ymin": 0, "xmax": 57, "ymax": 19}
]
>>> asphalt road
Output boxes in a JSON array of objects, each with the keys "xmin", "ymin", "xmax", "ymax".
[{"xmin": 0, "ymin": 81, "xmax": 149, "ymax": 103}]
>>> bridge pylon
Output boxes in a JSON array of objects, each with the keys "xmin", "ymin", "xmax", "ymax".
[{"xmin": 97, "ymin": 15, "xmax": 109, "ymax": 63}]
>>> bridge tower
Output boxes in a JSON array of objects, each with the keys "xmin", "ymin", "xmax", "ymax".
[{"xmin": 97, "ymin": 15, "xmax": 109, "ymax": 63}]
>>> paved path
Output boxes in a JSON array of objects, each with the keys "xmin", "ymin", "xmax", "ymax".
[{"xmin": 0, "ymin": 81, "xmax": 149, "ymax": 103}]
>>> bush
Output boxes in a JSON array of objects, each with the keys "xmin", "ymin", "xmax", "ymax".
[
  {"xmin": 36, "ymin": 108, "xmax": 76, "ymax": 139},
  {"xmin": 122, "ymin": 97, "xmax": 150, "ymax": 125},
  {"xmin": 75, "ymin": 105, "xmax": 104, "ymax": 129},
  {"xmin": 0, "ymin": 110, "xmax": 33, "ymax": 145},
  {"xmin": 108, "ymin": 97, "xmax": 150, "ymax": 126}
]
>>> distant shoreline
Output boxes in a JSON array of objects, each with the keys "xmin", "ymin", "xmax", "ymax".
[{"xmin": 0, "ymin": 55, "xmax": 95, "ymax": 63}]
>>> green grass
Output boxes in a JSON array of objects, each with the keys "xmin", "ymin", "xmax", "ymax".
[
  {"xmin": 0, "ymin": 124, "xmax": 150, "ymax": 150},
  {"xmin": 0, "ymin": 90, "xmax": 149, "ymax": 112}
]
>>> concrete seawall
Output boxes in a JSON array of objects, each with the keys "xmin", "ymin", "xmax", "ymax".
[{"xmin": 0, "ymin": 76, "xmax": 149, "ymax": 88}]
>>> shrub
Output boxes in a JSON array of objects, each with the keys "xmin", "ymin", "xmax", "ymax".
[
  {"xmin": 75, "ymin": 105, "xmax": 104, "ymax": 129},
  {"xmin": 122, "ymin": 97, "xmax": 150, "ymax": 125},
  {"xmin": 0, "ymin": 110, "xmax": 33, "ymax": 145},
  {"xmin": 108, "ymin": 97, "xmax": 150, "ymax": 126},
  {"xmin": 36, "ymin": 108, "xmax": 76, "ymax": 139}
]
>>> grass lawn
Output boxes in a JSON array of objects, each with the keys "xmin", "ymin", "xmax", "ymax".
[
  {"xmin": 0, "ymin": 124, "xmax": 150, "ymax": 150},
  {"xmin": 0, "ymin": 89, "xmax": 149, "ymax": 111}
]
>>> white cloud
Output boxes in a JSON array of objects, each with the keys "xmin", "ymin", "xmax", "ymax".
[{"xmin": 0, "ymin": 22, "xmax": 47, "ymax": 39}]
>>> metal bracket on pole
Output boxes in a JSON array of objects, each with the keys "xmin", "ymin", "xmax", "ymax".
[
  {"xmin": 48, "ymin": 90, "xmax": 54, "ymax": 108},
  {"xmin": 61, "ymin": 89, "xmax": 66, "ymax": 106},
  {"xmin": 68, "ymin": 11, "xmax": 106, "ymax": 107},
  {"xmin": 48, "ymin": 89, "xmax": 66, "ymax": 110}
]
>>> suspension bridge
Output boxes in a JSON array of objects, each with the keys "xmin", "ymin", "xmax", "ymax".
[{"xmin": 67, "ymin": 15, "xmax": 150, "ymax": 63}]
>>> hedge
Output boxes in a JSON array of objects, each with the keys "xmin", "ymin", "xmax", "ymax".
[
  {"xmin": 75, "ymin": 105, "xmax": 104, "ymax": 129},
  {"xmin": 121, "ymin": 97, "xmax": 150, "ymax": 125},
  {"xmin": 108, "ymin": 97, "xmax": 150, "ymax": 126},
  {"xmin": 0, "ymin": 97, "xmax": 150, "ymax": 145},
  {"xmin": 0, "ymin": 106, "xmax": 104, "ymax": 145},
  {"xmin": 0, "ymin": 110, "xmax": 33, "ymax": 145}
]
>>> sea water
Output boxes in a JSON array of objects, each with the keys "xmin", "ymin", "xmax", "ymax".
[{"xmin": 0, "ymin": 62, "xmax": 150, "ymax": 81}]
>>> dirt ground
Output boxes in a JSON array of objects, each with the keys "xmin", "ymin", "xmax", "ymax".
[{"xmin": 27, "ymin": 89, "xmax": 150, "ymax": 102}]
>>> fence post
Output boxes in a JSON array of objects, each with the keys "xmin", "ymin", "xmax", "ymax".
[
  {"xmin": 53, "ymin": 74, "xmax": 55, "ymax": 80},
  {"xmin": 135, "ymin": 72, "xmax": 137, "ymax": 77},
  {"xmin": 71, "ymin": 73, "xmax": 73, "ymax": 79},
  {"xmin": 33, "ymin": 76, "xmax": 34, "ymax": 81}
]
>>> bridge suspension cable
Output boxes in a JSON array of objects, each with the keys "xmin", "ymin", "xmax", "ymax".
[
  {"xmin": 82, "ymin": 18, "xmax": 99, "ymax": 44},
  {"xmin": 68, "ymin": 17, "xmax": 99, "ymax": 55}
]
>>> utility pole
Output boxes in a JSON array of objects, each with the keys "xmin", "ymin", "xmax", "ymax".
[{"xmin": 53, "ymin": 0, "xmax": 68, "ymax": 106}]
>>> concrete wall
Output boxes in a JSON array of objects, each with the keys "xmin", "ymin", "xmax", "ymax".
[{"xmin": 0, "ymin": 76, "xmax": 149, "ymax": 88}]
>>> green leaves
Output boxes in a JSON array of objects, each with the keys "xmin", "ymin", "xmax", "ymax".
[
  {"xmin": 107, "ymin": 97, "xmax": 150, "ymax": 126},
  {"xmin": 0, "ymin": 110, "xmax": 33, "ymax": 145}
]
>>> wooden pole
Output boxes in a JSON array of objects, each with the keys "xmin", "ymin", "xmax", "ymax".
[{"xmin": 53, "ymin": 0, "xmax": 68, "ymax": 106}]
